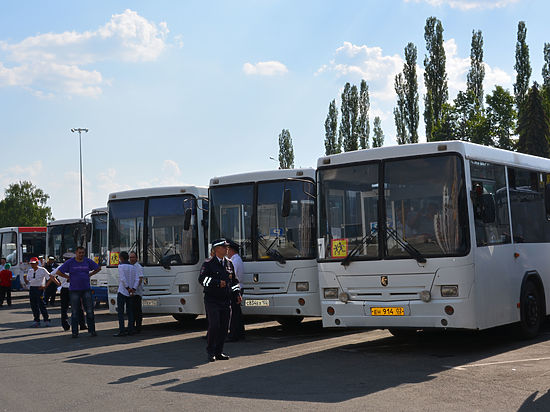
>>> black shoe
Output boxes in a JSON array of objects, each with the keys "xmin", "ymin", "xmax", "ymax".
[
  {"xmin": 226, "ymin": 337, "xmax": 238, "ymax": 342},
  {"xmin": 71, "ymin": 334, "xmax": 78, "ymax": 338},
  {"xmin": 80, "ymin": 324, "xmax": 88, "ymax": 330},
  {"xmin": 215, "ymin": 353, "xmax": 230, "ymax": 360},
  {"xmin": 62, "ymin": 322, "xmax": 70, "ymax": 331},
  {"xmin": 90, "ymin": 331, "xmax": 97, "ymax": 337},
  {"xmin": 113, "ymin": 332, "xmax": 127, "ymax": 337},
  {"xmin": 207, "ymin": 354, "xmax": 216, "ymax": 362}
]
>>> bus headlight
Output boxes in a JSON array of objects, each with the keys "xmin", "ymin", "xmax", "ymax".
[
  {"xmin": 338, "ymin": 292, "xmax": 350, "ymax": 303},
  {"xmin": 90, "ymin": 279, "xmax": 98, "ymax": 286},
  {"xmin": 108, "ymin": 286, "xmax": 118, "ymax": 294},
  {"xmin": 441, "ymin": 285, "xmax": 458, "ymax": 297},
  {"xmin": 296, "ymin": 282, "xmax": 309, "ymax": 292},
  {"xmin": 178, "ymin": 284, "xmax": 190, "ymax": 293},
  {"xmin": 419, "ymin": 290, "xmax": 431, "ymax": 302},
  {"xmin": 323, "ymin": 288, "xmax": 338, "ymax": 299}
]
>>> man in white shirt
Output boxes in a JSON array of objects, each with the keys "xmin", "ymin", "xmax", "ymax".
[
  {"xmin": 114, "ymin": 251, "xmax": 139, "ymax": 337},
  {"xmin": 227, "ymin": 240, "xmax": 245, "ymax": 341},
  {"xmin": 23, "ymin": 257, "xmax": 54, "ymax": 327},
  {"xmin": 129, "ymin": 252, "xmax": 144, "ymax": 333}
]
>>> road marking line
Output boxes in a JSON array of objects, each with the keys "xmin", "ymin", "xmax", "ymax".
[{"xmin": 445, "ymin": 357, "xmax": 550, "ymax": 370}]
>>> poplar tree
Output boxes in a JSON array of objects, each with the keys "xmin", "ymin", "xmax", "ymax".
[
  {"xmin": 339, "ymin": 83, "xmax": 352, "ymax": 152},
  {"xmin": 349, "ymin": 85, "xmax": 360, "ymax": 151},
  {"xmin": 278, "ymin": 129, "xmax": 295, "ymax": 169},
  {"xmin": 324, "ymin": 99, "xmax": 340, "ymax": 155},
  {"xmin": 514, "ymin": 21, "xmax": 531, "ymax": 115},
  {"xmin": 424, "ymin": 16, "xmax": 448, "ymax": 141},
  {"xmin": 394, "ymin": 73, "xmax": 408, "ymax": 144},
  {"xmin": 467, "ymin": 30, "xmax": 485, "ymax": 108},
  {"xmin": 486, "ymin": 86, "xmax": 516, "ymax": 150},
  {"xmin": 542, "ymin": 43, "xmax": 550, "ymax": 88},
  {"xmin": 403, "ymin": 42, "xmax": 419, "ymax": 143},
  {"xmin": 516, "ymin": 84, "xmax": 550, "ymax": 158},
  {"xmin": 358, "ymin": 80, "xmax": 370, "ymax": 149},
  {"xmin": 372, "ymin": 117, "xmax": 384, "ymax": 148}
]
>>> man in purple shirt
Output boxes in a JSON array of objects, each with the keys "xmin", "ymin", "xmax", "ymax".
[{"xmin": 56, "ymin": 246, "xmax": 101, "ymax": 338}]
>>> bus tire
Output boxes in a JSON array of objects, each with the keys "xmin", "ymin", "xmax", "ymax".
[
  {"xmin": 172, "ymin": 314, "xmax": 198, "ymax": 325},
  {"xmin": 388, "ymin": 328, "xmax": 418, "ymax": 338},
  {"xmin": 519, "ymin": 281, "xmax": 543, "ymax": 339},
  {"xmin": 276, "ymin": 316, "xmax": 304, "ymax": 328}
]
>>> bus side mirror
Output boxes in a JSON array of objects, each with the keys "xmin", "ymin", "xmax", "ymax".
[
  {"xmin": 183, "ymin": 208, "xmax": 192, "ymax": 231},
  {"xmin": 281, "ymin": 189, "xmax": 291, "ymax": 218},
  {"xmin": 480, "ymin": 193, "xmax": 496, "ymax": 223}
]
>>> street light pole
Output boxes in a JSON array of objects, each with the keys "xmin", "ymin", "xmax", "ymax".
[{"xmin": 71, "ymin": 128, "xmax": 88, "ymax": 218}]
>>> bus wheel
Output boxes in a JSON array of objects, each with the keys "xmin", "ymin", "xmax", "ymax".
[
  {"xmin": 388, "ymin": 328, "xmax": 418, "ymax": 338},
  {"xmin": 276, "ymin": 316, "xmax": 304, "ymax": 329},
  {"xmin": 519, "ymin": 281, "xmax": 543, "ymax": 339},
  {"xmin": 173, "ymin": 314, "xmax": 198, "ymax": 325}
]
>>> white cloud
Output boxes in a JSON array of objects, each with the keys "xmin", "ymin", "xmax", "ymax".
[
  {"xmin": 243, "ymin": 61, "xmax": 288, "ymax": 76},
  {"xmin": 404, "ymin": 0, "xmax": 520, "ymax": 11},
  {"xmin": 0, "ymin": 9, "xmax": 170, "ymax": 97}
]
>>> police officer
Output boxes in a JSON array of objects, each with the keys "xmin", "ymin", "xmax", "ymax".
[{"xmin": 198, "ymin": 238, "xmax": 241, "ymax": 362}]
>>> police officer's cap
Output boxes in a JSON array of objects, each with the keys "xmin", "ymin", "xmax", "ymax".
[{"xmin": 212, "ymin": 238, "xmax": 229, "ymax": 248}]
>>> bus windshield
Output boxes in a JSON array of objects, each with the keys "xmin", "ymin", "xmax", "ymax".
[
  {"xmin": 209, "ymin": 184, "xmax": 254, "ymax": 260},
  {"xmin": 1, "ymin": 232, "xmax": 17, "ymax": 265},
  {"xmin": 91, "ymin": 213, "xmax": 108, "ymax": 265},
  {"xmin": 48, "ymin": 222, "xmax": 89, "ymax": 262},
  {"xmin": 257, "ymin": 180, "xmax": 315, "ymax": 260},
  {"xmin": 318, "ymin": 153, "xmax": 469, "ymax": 261},
  {"xmin": 108, "ymin": 195, "xmax": 199, "ymax": 266},
  {"xmin": 21, "ymin": 232, "xmax": 46, "ymax": 262}
]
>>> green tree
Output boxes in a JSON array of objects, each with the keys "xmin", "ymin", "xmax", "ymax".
[
  {"xmin": 339, "ymin": 83, "xmax": 352, "ymax": 152},
  {"xmin": 0, "ymin": 181, "xmax": 53, "ymax": 227},
  {"xmin": 324, "ymin": 99, "xmax": 340, "ymax": 155},
  {"xmin": 467, "ymin": 30, "xmax": 485, "ymax": 108},
  {"xmin": 453, "ymin": 91, "xmax": 476, "ymax": 142},
  {"xmin": 403, "ymin": 42, "xmax": 419, "ymax": 143},
  {"xmin": 514, "ymin": 21, "xmax": 531, "ymax": 115},
  {"xmin": 278, "ymin": 129, "xmax": 295, "ymax": 169},
  {"xmin": 372, "ymin": 116, "xmax": 384, "ymax": 148},
  {"xmin": 394, "ymin": 72, "xmax": 408, "ymax": 144},
  {"xmin": 424, "ymin": 16, "xmax": 448, "ymax": 141},
  {"xmin": 542, "ymin": 43, "xmax": 550, "ymax": 88},
  {"xmin": 358, "ymin": 80, "xmax": 370, "ymax": 149},
  {"xmin": 486, "ymin": 86, "xmax": 516, "ymax": 150},
  {"xmin": 516, "ymin": 84, "xmax": 550, "ymax": 158},
  {"xmin": 349, "ymin": 85, "xmax": 360, "ymax": 151},
  {"xmin": 431, "ymin": 103, "xmax": 457, "ymax": 142}
]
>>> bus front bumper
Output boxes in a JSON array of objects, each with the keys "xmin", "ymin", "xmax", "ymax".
[
  {"xmin": 108, "ymin": 292, "xmax": 204, "ymax": 316},
  {"xmin": 241, "ymin": 292, "xmax": 321, "ymax": 317},
  {"xmin": 321, "ymin": 298, "xmax": 476, "ymax": 329}
]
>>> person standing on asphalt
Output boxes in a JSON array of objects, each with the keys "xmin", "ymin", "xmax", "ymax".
[
  {"xmin": 198, "ymin": 238, "xmax": 241, "ymax": 362},
  {"xmin": 23, "ymin": 257, "xmax": 54, "ymax": 327},
  {"xmin": 56, "ymin": 246, "xmax": 101, "ymax": 338},
  {"xmin": 0, "ymin": 263, "xmax": 13, "ymax": 307},
  {"xmin": 114, "ymin": 251, "xmax": 139, "ymax": 337},
  {"xmin": 43, "ymin": 256, "xmax": 59, "ymax": 306},
  {"xmin": 226, "ymin": 240, "xmax": 245, "ymax": 341},
  {"xmin": 129, "ymin": 251, "xmax": 144, "ymax": 333}
]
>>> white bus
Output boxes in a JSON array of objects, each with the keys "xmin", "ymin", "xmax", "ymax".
[
  {"xmin": 106, "ymin": 186, "xmax": 209, "ymax": 324},
  {"xmin": 209, "ymin": 168, "xmax": 319, "ymax": 326},
  {"xmin": 89, "ymin": 207, "xmax": 109, "ymax": 305},
  {"xmin": 46, "ymin": 218, "xmax": 91, "ymax": 262},
  {"xmin": 317, "ymin": 141, "xmax": 550, "ymax": 338},
  {"xmin": 0, "ymin": 226, "xmax": 46, "ymax": 289}
]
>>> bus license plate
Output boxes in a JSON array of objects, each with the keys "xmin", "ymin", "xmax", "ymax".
[
  {"xmin": 370, "ymin": 307, "xmax": 404, "ymax": 316},
  {"xmin": 142, "ymin": 299, "xmax": 159, "ymax": 307},
  {"xmin": 245, "ymin": 299, "xmax": 270, "ymax": 307}
]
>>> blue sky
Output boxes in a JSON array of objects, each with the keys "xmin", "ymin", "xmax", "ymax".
[{"xmin": 1, "ymin": 0, "xmax": 549, "ymax": 219}]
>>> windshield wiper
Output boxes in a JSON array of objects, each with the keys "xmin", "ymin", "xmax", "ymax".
[
  {"xmin": 341, "ymin": 227, "xmax": 378, "ymax": 267},
  {"xmin": 258, "ymin": 234, "xmax": 286, "ymax": 264},
  {"xmin": 384, "ymin": 225, "xmax": 427, "ymax": 264}
]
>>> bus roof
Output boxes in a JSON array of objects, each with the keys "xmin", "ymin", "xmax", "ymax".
[
  {"xmin": 210, "ymin": 168, "xmax": 315, "ymax": 187},
  {"xmin": 108, "ymin": 186, "xmax": 207, "ymax": 201},
  {"xmin": 47, "ymin": 218, "xmax": 90, "ymax": 227},
  {"xmin": 91, "ymin": 207, "xmax": 107, "ymax": 214},
  {"xmin": 0, "ymin": 227, "xmax": 46, "ymax": 233},
  {"xmin": 317, "ymin": 141, "xmax": 550, "ymax": 172}
]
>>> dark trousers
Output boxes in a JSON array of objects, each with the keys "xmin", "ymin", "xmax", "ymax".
[
  {"xmin": 29, "ymin": 287, "xmax": 49, "ymax": 322},
  {"xmin": 228, "ymin": 294, "xmax": 245, "ymax": 339},
  {"xmin": 43, "ymin": 282, "xmax": 57, "ymax": 305},
  {"xmin": 117, "ymin": 293, "xmax": 134, "ymax": 333},
  {"xmin": 0, "ymin": 286, "xmax": 11, "ymax": 306},
  {"xmin": 132, "ymin": 295, "xmax": 142, "ymax": 330},
  {"xmin": 70, "ymin": 290, "xmax": 95, "ymax": 335},
  {"xmin": 205, "ymin": 299, "xmax": 230, "ymax": 356},
  {"xmin": 60, "ymin": 288, "xmax": 86, "ymax": 327}
]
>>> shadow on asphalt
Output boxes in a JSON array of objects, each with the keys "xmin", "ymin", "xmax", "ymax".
[{"xmin": 518, "ymin": 390, "xmax": 550, "ymax": 410}]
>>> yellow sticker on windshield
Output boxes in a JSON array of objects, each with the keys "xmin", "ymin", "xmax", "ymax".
[
  {"xmin": 109, "ymin": 252, "xmax": 119, "ymax": 266},
  {"xmin": 331, "ymin": 239, "xmax": 348, "ymax": 258},
  {"xmin": 93, "ymin": 257, "xmax": 99, "ymax": 264}
]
